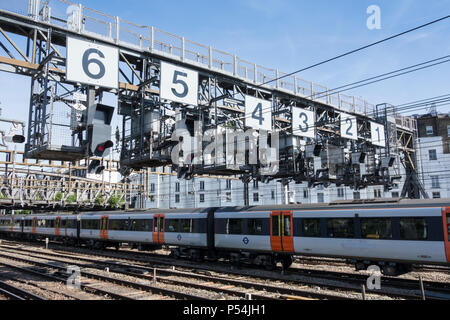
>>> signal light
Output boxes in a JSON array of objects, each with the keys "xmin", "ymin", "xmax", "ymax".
[
  {"xmin": 94, "ymin": 140, "xmax": 113, "ymax": 157},
  {"xmin": 5, "ymin": 134, "xmax": 25, "ymax": 144}
]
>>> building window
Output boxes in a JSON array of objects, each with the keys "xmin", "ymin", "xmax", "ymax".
[
  {"xmin": 199, "ymin": 181, "xmax": 205, "ymax": 191},
  {"xmin": 150, "ymin": 195, "xmax": 155, "ymax": 202},
  {"xmin": 426, "ymin": 126, "xmax": 433, "ymax": 135},
  {"xmin": 226, "ymin": 192, "xmax": 232, "ymax": 202},
  {"xmin": 374, "ymin": 189, "xmax": 382, "ymax": 198},
  {"xmin": 317, "ymin": 193, "xmax": 324, "ymax": 203},
  {"xmin": 337, "ymin": 188, "xmax": 344, "ymax": 198},
  {"xmin": 175, "ymin": 182, "xmax": 180, "ymax": 193},
  {"xmin": 271, "ymin": 190, "xmax": 275, "ymax": 200},
  {"xmin": 175, "ymin": 194, "xmax": 180, "ymax": 203},
  {"xmin": 433, "ymin": 192, "xmax": 441, "ymax": 199},
  {"xmin": 431, "ymin": 176, "xmax": 440, "ymax": 189},
  {"xmin": 303, "ymin": 189, "xmax": 308, "ymax": 199},
  {"xmin": 199, "ymin": 194, "xmax": 205, "ymax": 203},
  {"xmin": 354, "ymin": 192, "xmax": 361, "ymax": 200},
  {"xmin": 226, "ymin": 180, "xmax": 232, "ymax": 190},
  {"xmin": 253, "ymin": 193, "xmax": 259, "ymax": 202},
  {"xmin": 253, "ymin": 181, "xmax": 259, "ymax": 190},
  {"xmin": 429, "ymin": 149, "xmax": 437, "ymax": 161},
  {"xmin": 150, "ymin": 183, "xmax": 155, "ymax": 193}
]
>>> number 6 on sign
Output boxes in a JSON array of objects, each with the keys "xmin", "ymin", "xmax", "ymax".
[
  {"xmin": 160, "ymin": 62, "xmax": 198, "ymax": 105},
  {"xmin": 66, "ymin": 36, "xmax": 119, "ymax": 89},
  {"xmin": 245, "ymin": 96, "xmax": 272, "ymax": 131},
  {"xmin": 292, "ymin": 107, "xmax": 315, "ymax": 138}
]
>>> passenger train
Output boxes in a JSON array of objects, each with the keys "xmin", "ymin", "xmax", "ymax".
[{"xmin": 0, "ymin": 199, "xmax": 449, "ymax": 276}]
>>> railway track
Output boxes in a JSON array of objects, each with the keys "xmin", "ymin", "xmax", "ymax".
[
  {"xmin": 0, "ymin": 248, "xmax": 210, "ymax": 300},
  {"xmin": 3, "ymin": 240, "xmax": 449, "ymax": 300},
  {"xmin": 0, "ymin": 279, "xmax": 47, "ymax": 300},
  {"xmin": 0, "ymin": 245, "xmax": 346, "ymax": 300}
]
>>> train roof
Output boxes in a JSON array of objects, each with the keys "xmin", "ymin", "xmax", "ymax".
[
  {"xmin": 215, "ymin": 198, "xmax": 450, "ymax": 212},
  {"xmin": 2, "ymin": 198, "xmax": 449, "ymax": 217}
]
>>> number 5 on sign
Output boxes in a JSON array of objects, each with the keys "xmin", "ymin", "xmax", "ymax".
[
  {"xmin": 66, "ymin": 36, "xmax": 119, "ymax": 89},
  {"xmin": 160, "ymin": 62, "xmax": 198, "ymax": 105},
  {"xmin": 245, "ymin": 96, "xmax": 272, "ymax": 131},
  {"xmin": 292, "ymin": 107, "xmax": 315, "ymax": 139},
  {"xmin": 340, "ymin": 113, "xmax": 357, "ymax": 140},
  {"xmin": 371, "ymin": 122, "xmax": 386, "ymax": 147}
]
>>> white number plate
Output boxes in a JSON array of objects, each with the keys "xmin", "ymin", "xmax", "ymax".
[
  {"xmin": 340, "ymin": 113, "xmax": 357, "ymax": 140},
  {"xmin": 66, "ymin": 36, "xmax": 119, "ymax": 89},
  {"xmin": 245, "ymin": 96, "xmax": 272, "ymax": 131},
  {"xmin": 160, "ymin": 61, "xmax": 198, "ymax": 105},
  {"xmin": 371, "ymin": 122, "xmax": 386, "ymax": 147},
  {"xmin": 292, "ymin": 108, "xmax": 315, "ymax": 138}
]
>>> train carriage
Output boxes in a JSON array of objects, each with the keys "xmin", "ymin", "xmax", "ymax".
[{"xmin": 0, "ymin": 199, "xmax": 448, "ymax": 276}]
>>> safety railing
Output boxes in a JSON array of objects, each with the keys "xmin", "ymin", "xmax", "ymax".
[{"xmin": 1, "ymin": 0, "xmax": 379, "ymax": 117}]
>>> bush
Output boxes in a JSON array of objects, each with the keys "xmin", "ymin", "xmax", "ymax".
[
  {"xmin": 54, "ymin": 192, "xmax": 63, "ymax": 201},
  {"xmin": 66, "ymin": 194, "xmax": 77, "ymax": 203}
]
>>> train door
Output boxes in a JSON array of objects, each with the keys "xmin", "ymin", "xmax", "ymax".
[
  {"xmin": 55, "ymin": 217, "xmax": 61, "ymax": 236},
  {"xmin": 152, "ymin": 214, "xmax": 165, "ymax": 244},
  {"xmin": 270, "ymin": 211, "xmax": 294, "ymax": 253},
  {"xmin": 100, "ymin": 216, "xmax": 109, "ymax": 240},
  {"xmin": 32, "ymin": 217, "xmax": 37, "ymax": 234},
  {"xmin": 444, "ymin": 208, "xmax": 450, "ymax": 263}
]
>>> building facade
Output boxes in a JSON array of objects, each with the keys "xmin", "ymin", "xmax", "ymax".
[{"xmin": 416, "ymin": 113, "xmax": 450, "ymax": 199}]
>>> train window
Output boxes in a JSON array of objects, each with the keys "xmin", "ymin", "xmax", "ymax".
[
  {"xmin": 400, "ymin": 218, "xmax": 428, "ymax": 240},
  {"xmin": 110, "ymin": 219, "xmax": 129, "ymax": 231},
  {"xmin": 302, "ymin": 219, "xmax": 321, "ymax": 237},
  {"xmin": 180, "ymin": 219, "xmax": 193, "ymax": 233},
  {"xmin": 284, "ymin": 216, "xmax": 292, "ymax": 237},
  {"xmin": 272, "ymin": 216, "xmax": 280, "ymax": 236},
  {"xmin": 247, "ymin": 219, "xmax": 264, "ymax": 235},
  {"xmin": 447, "ymin": 214, "xmax": 450, "ymax": 240},
  {"xmin": 133, "ymin": 219, "xmax": 152, "ymax": 232},
  {"xmin": 65, "ymin": 219, "xmax": 76, "ymax": 229},
  {"xmin": 327, "ymin": 219, "xmax": 354, "ymax": 238},
  {"xmin": 227, "ymin": 219, "xmax": 242, "ymax": 235},
  {"xmin": 82, "ymin": 219, "xmax": 100, "ymax": 230},
  {"xmin": 61, "ymin": 219, "xmax": 66, "ymax": 228},
  {"xmin": 361, "ymin": 218, "xmax": 393, "ymax": 239},
  {"xmin": 167, "ymin": 219, "xmax": 179, "ymax": 233}
]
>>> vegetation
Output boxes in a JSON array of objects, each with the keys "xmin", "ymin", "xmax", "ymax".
[
  {"xmin": 54, "ymin": 192, "xmax": 63, "ymax": 201},
  {"xmin": 66, "ymin": 194, "xmax": 77, "ymax": 203},
  {"xmin": 108, "ymin": 193, "xmax": 125, "ymax": 208}
]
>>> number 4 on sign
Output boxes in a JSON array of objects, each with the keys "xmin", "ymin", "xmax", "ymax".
[{"xmin": 245, "ymin": 96, "xmax": 272, "ymax": 131}]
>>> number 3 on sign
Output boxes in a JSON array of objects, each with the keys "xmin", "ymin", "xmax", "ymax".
[
  {"xmin": 340, "ymin": 113, "xmax": 358, "ymax": 140},
  {"xmin": 245, "ymin": 96, "xmax": 272, "ymax": 131},
  {"xmin": 66, "ymin": 36, "xmax": 119, "ymax": 89},
  {"xmin": 160, "ymin": 62, "xmax": 198, "ymax": 105},
  {"xmin": 292, "ymin": 107, "xmax": 315, "ymax": 138}
]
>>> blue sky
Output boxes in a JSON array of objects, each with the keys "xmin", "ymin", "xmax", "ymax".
[{"xmin": 0, "ymin": 0, "xmax": 450, "ymax": 136}]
